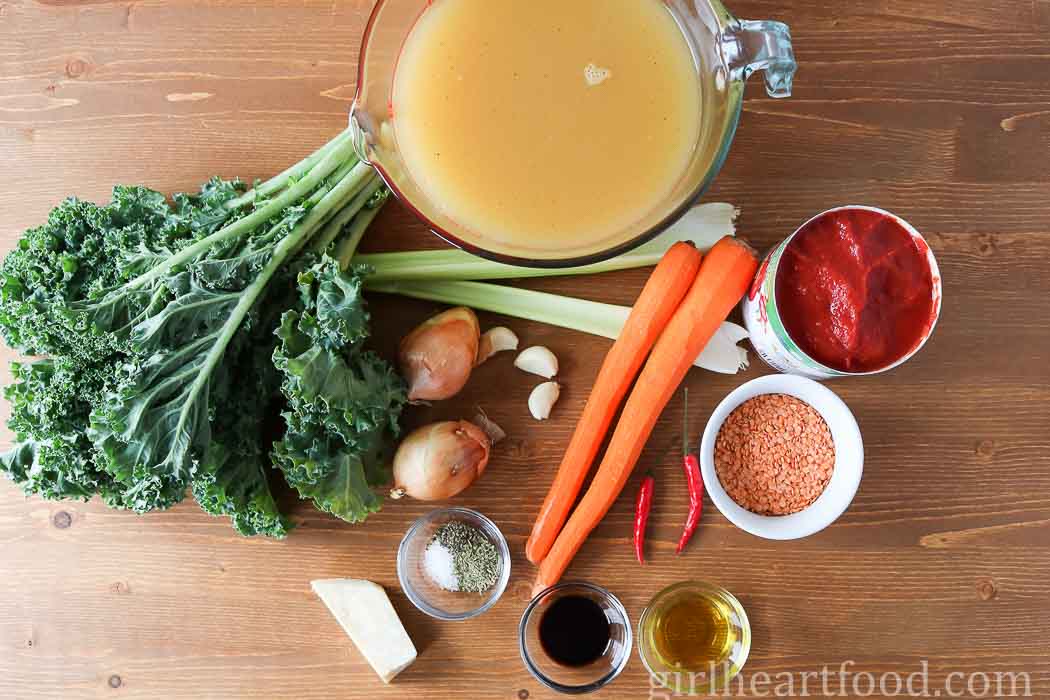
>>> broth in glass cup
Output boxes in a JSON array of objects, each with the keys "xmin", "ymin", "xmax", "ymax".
[{"xmin": 351, "ymin": 0, "xmax": 796, "ymax": 266}]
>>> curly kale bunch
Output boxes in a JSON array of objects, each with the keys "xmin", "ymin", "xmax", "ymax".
[{"xmin": 0, "ymin": 130, "xmax": 403, "ymax": 536}]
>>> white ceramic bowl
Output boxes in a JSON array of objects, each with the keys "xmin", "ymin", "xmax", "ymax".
[{"xmin": 700, "ymin": 375, "xmax": 863, "ymax": 539}]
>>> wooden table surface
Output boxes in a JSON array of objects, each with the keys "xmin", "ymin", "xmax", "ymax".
[{"xmin": 2, "ymin": 1, "xmax": 1049, "ymax": 698}]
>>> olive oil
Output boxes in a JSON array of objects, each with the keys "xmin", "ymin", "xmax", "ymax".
[
  {"xmin": 650, "ymin": 592, "xmax": 736, "ymax": 670},
  {"xmin": 640, "ymin": 582, "xmax": 751, "ymax": 694}
]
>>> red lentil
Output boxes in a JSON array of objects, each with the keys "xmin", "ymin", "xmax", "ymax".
[{"xmin": 714, "ymin": 393, "xmax": 834, "ymax": 515}]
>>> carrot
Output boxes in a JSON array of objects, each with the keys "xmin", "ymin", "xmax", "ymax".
[
  {"xmin": 534, "ymin": 236, "xmax": 758, "ymax": 592},
  {"xmin": 525, "ymin": 242, "xmax": 703, "ymax": 564}
]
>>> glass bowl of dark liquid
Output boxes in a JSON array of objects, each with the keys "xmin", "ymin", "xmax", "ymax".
[{"xmin": 518, "ymin": 582, "xmax": 632, "ymax": 694}]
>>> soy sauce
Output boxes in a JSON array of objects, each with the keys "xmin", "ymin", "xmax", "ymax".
[{"xmin": 539, "ymin": 595, "xmax": 611, "ymax": 667}]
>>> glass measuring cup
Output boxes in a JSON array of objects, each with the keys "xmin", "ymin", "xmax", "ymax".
[{"xmin": 350, "ymin": 0, "xmax": 796, "ymax": 267}]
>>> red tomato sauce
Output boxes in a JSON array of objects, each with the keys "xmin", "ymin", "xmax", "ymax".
[{"xmin": 775, "ymin": 208, "xmax": 937, "ymax": 373}]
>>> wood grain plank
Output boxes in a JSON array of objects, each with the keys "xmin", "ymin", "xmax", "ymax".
[{"xmin": 1, "ymin": 0, "xmax": 1049, "ymax": 698}]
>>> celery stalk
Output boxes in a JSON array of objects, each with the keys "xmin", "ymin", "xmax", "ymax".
[
  {"xmin": 365, "ymin": 279, "xmax": 630, "ymax": 339},
  {"xmin": 356, "ymin": 203, "xmax": 737, "ymax": 282},
  {"xmin": 353, "ymin": 201, "xmax": 746, "ymax": 373}
]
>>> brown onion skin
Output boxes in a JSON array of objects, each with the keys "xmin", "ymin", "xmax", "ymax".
[
  {"xmin": 391, "ymin": 420, "xmax": 491, "ymax": 501},
  {"xmin": 399, "ymin": 307, "xmax": 480, "ymax": 401}
]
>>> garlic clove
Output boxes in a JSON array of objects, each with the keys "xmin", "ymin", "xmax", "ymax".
[
  {"xmin": 514, "ymin": 346, "xmax": 559, "ymax": 379},
  {"xmin": 476, "ymin": 326, "xmax": 520, "ymax": 366},
  {"xmin": 528, "ymin": 381, "xmax": 561, "ymax": 421}
]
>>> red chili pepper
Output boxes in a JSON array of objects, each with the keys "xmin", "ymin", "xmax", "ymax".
[
  {"xmin": 633, "ymin": 473, "xmax": 655, "ymax": 565},
  {"xmin": 677, "ymin": 453, "xmax": 704, "ymax": 554},
  {"xmin": 677, "ymin": 389, "xmax": 704, "ymax": 554}
]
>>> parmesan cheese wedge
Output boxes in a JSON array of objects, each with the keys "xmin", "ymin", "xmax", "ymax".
[{"xmin": 311, "ymin": 579, "xmax": 417, "ymax": 683}]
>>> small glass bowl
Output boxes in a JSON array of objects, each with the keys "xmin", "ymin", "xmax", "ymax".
[
  {"xmin": 519, "ymin": 582, "xmax": 632, "ymax": 694},
  {"xmin": 638, "ymin": 581, "xmax": 751, "ymax": 696},
  {"xmin": 396, "ymin": 507, "xmax": 510, "ymax": 621}
]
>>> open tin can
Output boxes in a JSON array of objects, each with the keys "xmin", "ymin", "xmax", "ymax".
[{"xmin": 742, "ymin": 206, "xmax": 943, "ymax": 380}]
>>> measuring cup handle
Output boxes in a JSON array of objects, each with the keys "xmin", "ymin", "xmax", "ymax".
[{"xmin": 722, "ymin": 20, "xmax": 797, "ymax": 98}]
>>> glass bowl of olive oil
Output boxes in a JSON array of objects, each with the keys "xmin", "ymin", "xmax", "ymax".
[{"xmin": 638, "ymin": 581, "xmax": 751, "ymax": 695}]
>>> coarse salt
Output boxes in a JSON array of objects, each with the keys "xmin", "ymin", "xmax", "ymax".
[{"xmin": 423, "ymin": 539, "xmax": 459, "ymax": 591}]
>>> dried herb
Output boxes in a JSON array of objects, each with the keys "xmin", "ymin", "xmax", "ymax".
[{"xmin": 433, "ymin": 521, "xmax": 500, "ymax": 593}]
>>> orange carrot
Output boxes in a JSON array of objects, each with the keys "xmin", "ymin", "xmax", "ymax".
[
  {"xmin": 525, "ymin": 242, "xmax": 703, "ymax": 564},
  {"xmin": 534, "ymin": 237, "xmax": 758, "ymax": 592}
]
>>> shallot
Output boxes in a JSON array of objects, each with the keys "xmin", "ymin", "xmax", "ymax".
[
  {"xmin": 399, "ymin": 307, "xmax": 480, "ymax": 401},
  {"xmin": 390, "ymin": 420, "xmax": 491, "ymax": 501}
]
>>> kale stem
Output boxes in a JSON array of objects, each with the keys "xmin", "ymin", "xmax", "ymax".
[
  {"xmin": 285, "ymin": 162, "xmax": 375, "ymax": 261},
  {"xmin": 124, "ymin": 138, "xmax": 357, "ymax": 292},
  {"xmin": 225, "ymin": 128, "xmax": 354, "ymax": 210},
  {"xmin": 311, "ymin": 175, "xmax": 385, "ymax": 257},
  {"xmin": 333, "ymin": 189, "xmax": 387, "ymax": 268}
]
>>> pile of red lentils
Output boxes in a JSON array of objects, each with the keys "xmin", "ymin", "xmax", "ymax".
[{"xmin": 714, "ymin": 393, "xmax": 835, "ymax": 516}]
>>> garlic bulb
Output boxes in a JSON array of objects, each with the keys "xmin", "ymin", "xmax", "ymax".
[{"xmin": 695, "ymin": 322, "xmax": 750, "ymax": 374}]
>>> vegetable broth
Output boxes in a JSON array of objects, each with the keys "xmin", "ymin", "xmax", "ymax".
[{"xmin": 393, "ymin": 0, "xmax": 701, "ymax": 254}]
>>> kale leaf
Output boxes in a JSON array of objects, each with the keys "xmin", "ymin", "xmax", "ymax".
[
  {"xmin": 0, "ymin": 181, "xmax": 246, "ymax": 512},
  {"xmin": 1, "ymin": 357, "xmax": 127, "ymax": 506},
  {"xmin": 192, "ymin": 301, "xmax": 290, "ymax": 538},
  {"xmin": 273, "ymin": 259, "xmax": 406, "ymax": 524}
]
